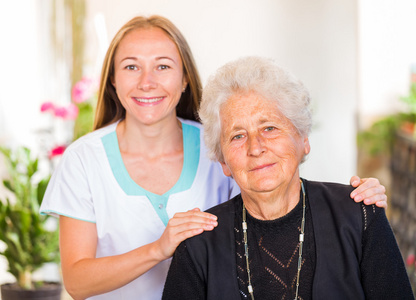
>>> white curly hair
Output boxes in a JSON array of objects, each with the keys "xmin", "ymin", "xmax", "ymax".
[{"xmin": 198, "ymin": 56, "xmax": 312, "ymax": 162}]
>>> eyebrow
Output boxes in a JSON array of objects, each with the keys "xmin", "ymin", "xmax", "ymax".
[
  {"xmin": 155, "ymin": 56, "xmax": 175, "ymax": 61},
  {"xmin": 120, "ymin": 56, "xmax": 137, "ymax": 62},
  {"xmin": 119, "ymin": 55, "xmax": 178, "ymax": 65}
]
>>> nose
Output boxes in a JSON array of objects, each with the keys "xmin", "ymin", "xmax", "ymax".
[
  {"xmin": 247, "ymin": 134, "xmax": 266, "ymax": 157},
  {"xmin": 137, "ymin": 70, "xmax": 157, "ymax": 91}
]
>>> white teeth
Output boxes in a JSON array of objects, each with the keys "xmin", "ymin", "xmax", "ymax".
[{"xmin": 134, "ymin": 97, "xmax": 163, "ymax": 103}]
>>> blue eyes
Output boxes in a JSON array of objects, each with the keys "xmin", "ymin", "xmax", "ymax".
[
  {"xmin": 232, "ymin": 134, "xmax": 244, "ymax": 140},
  {"xmin": 231, "ymin": 127, "xmax": 276, "ymax": 141}
]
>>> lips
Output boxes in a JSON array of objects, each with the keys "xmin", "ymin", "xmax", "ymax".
[
  {"xmin": 133, "ymin": 97, "xmax": 164, "ymax": 103},
  {"xmin": 250, "ymin": 163, "xmax": 275, "ymax": 172}
]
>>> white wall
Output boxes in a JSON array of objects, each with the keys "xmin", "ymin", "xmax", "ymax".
[
  {"xmin": 358, "ymin": 0, "xmax": 416, "ymax": 129},
  {"xmin": 0, "ymin": 2, "xmax": 43, "ymax": 149}
]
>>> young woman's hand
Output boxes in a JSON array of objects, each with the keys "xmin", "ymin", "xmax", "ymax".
[
  {"xmin": 154, "ymin": 208, "xmax": 218, "ymax": 260},
  {"xmin": 350, "ymin": 176, "xmax": 387, "ymax": 208}
]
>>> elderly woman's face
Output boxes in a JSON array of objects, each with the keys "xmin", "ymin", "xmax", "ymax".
[{"xmin": 219, "ymin": 92, "xmax": 310, "ymax": 195}]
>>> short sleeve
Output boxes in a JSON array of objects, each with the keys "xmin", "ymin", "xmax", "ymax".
[{"xmin": 39, "ymin": 148, "xmax": 96, "ymax": 223}]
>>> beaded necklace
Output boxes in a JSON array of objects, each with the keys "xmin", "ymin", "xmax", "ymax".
[{"xmin": 242, "ymin": 179, "xmax": 306, "ymax": 300}]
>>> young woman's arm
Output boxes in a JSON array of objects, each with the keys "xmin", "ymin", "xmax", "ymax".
[{"xmin": 60, "ymin": 208, "xmax": 217, "ymax": 300}]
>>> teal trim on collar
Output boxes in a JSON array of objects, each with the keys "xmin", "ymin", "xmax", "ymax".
[{"xmin": 101, "ymin": 122, "xmax": 200, "ymax": 226}]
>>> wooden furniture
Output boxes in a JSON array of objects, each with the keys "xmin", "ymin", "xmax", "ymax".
[{"xmin": 389, "ymin": 131, "xmax": 416, "ymax": 288}]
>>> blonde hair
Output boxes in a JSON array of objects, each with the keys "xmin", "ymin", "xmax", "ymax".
[
  {"xmin": 94, "ymin": 15, "xmax": 202, "ymax": 130},
  {"xmin": 199, "ymin": 56, "xmax": 312, "ymax": 162}
]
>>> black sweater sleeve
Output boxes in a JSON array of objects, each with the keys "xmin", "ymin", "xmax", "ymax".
[
  {"xmin": 162, "ymin": 241, "xmax": 206, "ymax": 300},
  {"xmin": 360, "ymin": 204, "xmax": 415, "ymax": 299}
]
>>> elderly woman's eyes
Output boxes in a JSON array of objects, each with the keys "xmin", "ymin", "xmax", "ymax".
[
  {"xmin": 264, "ymin": 126, "xmax": 276, "ymax": 132},
  {"xmin": 232, "ymin": 134, "xmax": 244, "ymax": 140}
]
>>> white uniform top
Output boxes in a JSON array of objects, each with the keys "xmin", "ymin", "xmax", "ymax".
[{"xmin": 40, "ymin": 119, "xmax": 240, "ymax": 300}]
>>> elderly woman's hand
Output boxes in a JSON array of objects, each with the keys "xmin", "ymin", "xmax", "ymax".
[{"xmin": 349, "ymin": 176, "xmax": 387, "ymax": 208}]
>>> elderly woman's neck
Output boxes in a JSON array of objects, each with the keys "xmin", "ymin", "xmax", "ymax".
[{"xmin": 241, "ymin": 179, "xmax": 301, "ymax": 221}]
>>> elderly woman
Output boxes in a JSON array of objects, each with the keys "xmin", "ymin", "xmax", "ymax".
[{"xmin": 162, "ymin": 56, "xmax": 414, "ymax": 299}]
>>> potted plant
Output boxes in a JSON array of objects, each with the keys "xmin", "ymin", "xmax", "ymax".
[
  {"xmin": 0, "ymin": 146, "xmax": 61, "ymax": 300},
  {"xmin": 357, "ymin": 82, "xmax": 416, "ymax": 156}
]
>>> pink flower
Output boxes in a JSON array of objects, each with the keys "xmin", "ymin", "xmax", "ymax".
[
  {"xmin": 54, "ymin": 106, "xmax": 68, "ymax": 118},
  {"xmin": 48, "ymin": 145, "xmax": 66, "ymax": 159},
  {"xmin": 407, "ymin": 254, "xmax": 415, "ymax": 267},
  {"xmin": 72, "ymin": 77, "xmax": 97, "ymax": 103},
  {"xmin": 40, "ymin": 101, "xmax": 55, "ymax": 112},
  {"xmin": 65, "ymin": 103, "xmax": 79, "ymax": 120},
  {"xmin": 53, "ymin": 104, "xmax": 79, "ymax": 119}
]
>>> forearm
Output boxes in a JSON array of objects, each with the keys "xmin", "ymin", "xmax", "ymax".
[
  {"xmin": 62, "ymin": 241, "xmax": 163, "ymax": 299},
  {"xmin": 59, "ymin": 208, "xmax": 217, "ymax": 299}
]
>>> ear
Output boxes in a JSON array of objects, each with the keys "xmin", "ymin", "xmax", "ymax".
[
  {"xmin": 304, "ymin": 136, "xmax": 311, "ymax": 155},
  {"xmin": 182, "ymin": 76, "xmax": 188, "ymax": 92},
  {"xmin": 111, "ymin": 76, "xmax": 116, "ymax": 89},
  {"xmin": 220, "ymin": 160, "xmax": 232, "ymax": 178}
]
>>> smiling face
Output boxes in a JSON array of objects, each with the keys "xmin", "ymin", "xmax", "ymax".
[
  {"xmin": 219, "ymin": 92, "xmax": 310, "ymax": 197},
  {"xmin": 111, "ymin": 27, "xmax": 187, "ymax": 126}
]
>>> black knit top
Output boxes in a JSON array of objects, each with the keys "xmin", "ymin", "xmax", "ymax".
[
  {"xmin": 235, "ymin": 193, "xmax": 314, "ymax": 299},
  {"xmin": 163, "ymin": 193, "xmax": 414, "ymax": 299}
]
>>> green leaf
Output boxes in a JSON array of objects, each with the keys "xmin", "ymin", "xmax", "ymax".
[
  {"xmin": 0, "ymin": 145, "xmax": 59, "ymax": 287},
  {"xmin": 2, "ymin": 179, "xmax": 14, "ymax": 193},
  {"xmin": 37, "ymin": 176, "xmax": 51, "ymax": 206}
]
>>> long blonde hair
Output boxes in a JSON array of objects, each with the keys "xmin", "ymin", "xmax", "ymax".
[{"xmin": 93, "ymin": 15, "xmax": 202, "ymax": 130}]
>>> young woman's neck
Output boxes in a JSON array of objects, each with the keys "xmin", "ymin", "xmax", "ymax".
[{"xmin": 116, "ymin": 115, "xmax": 183, "ymax": 157}]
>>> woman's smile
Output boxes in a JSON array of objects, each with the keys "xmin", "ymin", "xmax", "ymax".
[
  {"xmin": 249, "ymin": 162, "xmax": 276, "ymax": 172},
  {"xmin": 133, "ymin": 96, "xmax": 165, "ymax": 105}
]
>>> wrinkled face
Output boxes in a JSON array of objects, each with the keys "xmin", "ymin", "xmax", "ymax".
[
  {"xmin": 219, "ymin": 92, "xmax": 310, "ymax": 196},
  {"xmin": 112, "ymin": 27, "xmax": 187, "ymax": 126}
]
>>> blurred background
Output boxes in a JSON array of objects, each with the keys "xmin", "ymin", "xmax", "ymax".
[{"xmin": 0, "ymin": 0, "xmax": 415, "ymax": 295}]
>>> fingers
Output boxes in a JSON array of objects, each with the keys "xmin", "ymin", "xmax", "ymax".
[
  {"xmin": 372, "ymin": 195, "xmax": 388, "ymax": 208},
  {"xmin": 349, "ymin": 175, "xmax": 361, "ymax": 187},
  {"xmin": 168, "ymin": 209, "xmax": 218, "ymax": 237},
  {"xmin": 350, "ymin": 177, "xmax": 388, "ymax": 208},
  {"xmin": 157, "ymin": 208, "xmax": 218, "ymax": 259}
]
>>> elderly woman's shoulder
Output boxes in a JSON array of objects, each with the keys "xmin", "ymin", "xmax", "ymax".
[
  {"xmin": 303, "ymin": 178, "xmax": 354, "ymax": 199},
  {"xmin": 304, "ymin": 179, "xmax": 385, "ymax": 226},
  {"xmin": 205, "ymin": 195, "xmax": 240, "ymax": 218},
  {"xmin": 303, "ymin": 179, "xmax": 361, "ymax": 212}
]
